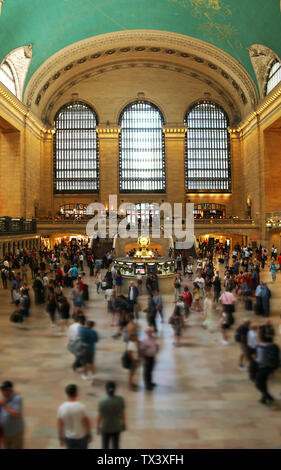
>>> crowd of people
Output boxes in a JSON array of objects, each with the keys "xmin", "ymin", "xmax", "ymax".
[{"xmin": 0, "ymin": 239, "xmax": 280, "ymax": 449}]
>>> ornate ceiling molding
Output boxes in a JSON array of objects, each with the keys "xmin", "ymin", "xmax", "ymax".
[
  {"xmin": 248, "ymin": 44, "xmax": 280, "ymax": 97},
  {"xmin": 24, "ymin": 30, "xmax": 258, "ymax": 117},
  {"xmin": 41, "ymin": 59, "xmax": 242, "ymax": 126},
  {"xmin": 1, "ymin": 45, "xmax": 33, "ymax": 100}
]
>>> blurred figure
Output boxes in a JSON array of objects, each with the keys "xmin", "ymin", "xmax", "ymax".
[{"xmin": 97, "ymin": 381, "xmax": 126, "ymax": 449}]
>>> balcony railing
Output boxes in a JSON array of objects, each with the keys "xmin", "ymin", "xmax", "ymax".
[
  {"xmin": 0, "ymin": 217, "xmax": 37, "ymax": 235},
  {"xmin": 37, "ymin": 216, "xmax": 256, "ymax": 226}
]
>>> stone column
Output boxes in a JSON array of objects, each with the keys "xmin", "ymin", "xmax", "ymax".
[
  {"xmin": 229, "ymin": 129, "xmax": 245, "ymax": 218},
  {"xmin": 96, "ymin": 125, "xmax": 121, "ymax": 208},
  {"xmin": 162, "ymin": 125, "xmax": 187, "ymax": 212},
  {"xmin": 39, "ymin": 130, "xmax": 54, "ymax": 217}
]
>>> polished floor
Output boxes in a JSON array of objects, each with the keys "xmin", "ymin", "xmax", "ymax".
[{"xmin": 1, "ymin": 262, "xmax": 281, "ymax": 449}]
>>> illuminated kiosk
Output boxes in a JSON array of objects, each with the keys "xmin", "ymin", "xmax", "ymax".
[{"xmin": 114, "ymin": 237, "xmax": 175, "ymax": 294}]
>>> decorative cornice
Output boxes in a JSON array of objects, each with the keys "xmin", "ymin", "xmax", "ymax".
[
  {"xmin": 42, "ymin": 60, "xmax": 241, "ymax": 126},
  {"xmin": 0, "ymin": 83, "xmax": 52, "ymax": 138},
  {"xmin": 24, "ymin": 30, "xmax": 258, "ymax": 116},
  {"xmin": 247, "ymin": 44, "xmax": 279, "ymax": 96},
  {"xmin": 228, "ymin": 84, "xmax": 281, "ymax": 137},
  {"xmin": 0, "ymin": 1, "xmax": 3, "ymax": 16},
  {"xmin": 162, "ymin": 125, "xmax": 187, "ymax": 138},
  {"xmin": 96, "ymin": 125, "xmax": 121, "ymax": 138}
]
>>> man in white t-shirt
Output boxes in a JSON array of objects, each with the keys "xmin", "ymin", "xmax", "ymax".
[
  {"xmin": 194, "ymin": 275, "xmax": 205, "ymax": 290},
  {"xmin": 57, "ymin": 384, "xmax": 92, "ymax": 449},
  {"xmin": 68, "ymin": 315, "xmax": 86, "ymax": 371}
]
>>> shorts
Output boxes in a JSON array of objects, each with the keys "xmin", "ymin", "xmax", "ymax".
[
  {"xmin": 84, "ymin": 351, "xmax": 95, "ymax": 364},
  {"xmin": 221, "ymin": 323, "xmax": 230, "ymax": 330}
]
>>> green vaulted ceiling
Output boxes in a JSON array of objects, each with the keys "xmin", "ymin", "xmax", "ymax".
[{"xmin": 0, "ymin": 0, "xmax": 280, "ymax": 88}]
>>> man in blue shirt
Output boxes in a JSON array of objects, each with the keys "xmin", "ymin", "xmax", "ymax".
[
  {"xmin": 0, "ymin": 381, "xmax": 24, "ymax": 449},
  {"xmin": 79, "ymin": 321, "xmax": 99, "ymax": 381}
]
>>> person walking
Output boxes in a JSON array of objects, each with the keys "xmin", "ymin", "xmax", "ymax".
[
  {"xmin": 79, "ymin": 320, "xmax": 99, "ymax": 381},
  {"xmin": 97, "ymin": 381, "xmax": 126, "ymax": 449},
  {"xmin": 202, "ymin": 291, "xmax": 217, "ymax": 333},
  {"xmin": 46, "ymin": 291, "xmax": 57, "ymax": 327},
  {"xmin": 247, "ymin": 323, "xmax": 259, "ymax": 382},
  {"xmin": 219, "ymin": 287, "xmax": 236, "ymax": 313},
  {"xmin": 145, "ymin": 294, "xmax": 157, "ymax": 332},
  {"xmin": 269, "ymin": 260, "xmax": 278, "ymax": 283},
  {"xmin": 68, "ymin": 314, "xmax": 87, "ymax": 372},
  {"xmin": 57, "ymin": 384, "xmax": 92, "ymax": 449},
  {"xmin": 127, "ymin": 334, "xmax": 139, "ymax": 390},
  {"xmin": 128, "ymin": 281, "xmax": 139, "ymax": 318},
  {"xmin": 169, "ymin": 304, "xmax": 184, "ymax": 347},
  {"xmin": 140, "ymin": 327, "xmax": 159, "ymax": 391},
  {"xmin": 235, "ymin": 319, "xmax": 251, "ymax": 370},
  {"xmin": 58, "ymin": 296, "xmax": 70, "ymax": 334},
  {"xmin": 174, "ymin": 273, "xmax": 182, "ymax": 300},
  {"xmin": 213, "ymin": 274, "xmax": 221, "ymax": 304},
  {"xmin": 0, "ymin": 381, "xmax": 24, "ymax": 449},
  {"xmin": 254, "ymin": 332, "xmax": 280, "ymax": 404},
  {"xmin": 153, "ymin": 289, "xmax": 164, "ymax": 323}
]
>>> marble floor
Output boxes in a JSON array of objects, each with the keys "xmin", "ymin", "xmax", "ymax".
[{"xmin": 1, "ymin": 264, "xmax": 281, "ymax": 449}]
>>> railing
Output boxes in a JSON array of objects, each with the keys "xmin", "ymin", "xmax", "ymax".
[
  {"xmin": 37, "ymin": 217, "xmax": 257, "ymax": 226},
  {"xmin": 0, "ymin": 217, "xmax": 37, "ymax": 235},
  {"xmin": 193, "ymin": 218, "xmax": 256, "ymax": 225}
]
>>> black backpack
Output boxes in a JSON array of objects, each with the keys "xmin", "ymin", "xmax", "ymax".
[
  {"xmin": 235, "ymin": 329, "xmax": 241, "ymax": 342},
  {"xmin": 260, "ymin": 344, "xmax": 280, "ymax": 370}
]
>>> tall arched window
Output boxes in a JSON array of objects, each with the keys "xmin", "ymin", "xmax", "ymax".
[
  {"xmin": 54, "ymin": 102, "xmax": 99, "ymax": 193},
  {"xmin": 0, "ymin": 61, "xmax": 17, "ymax": 96},
  {"xmin": 185, "ymin": 101, "xmax": 231, "ymax": 192},
  {"xmin": 119, "ymin": 101, "xmax": 166, "ymax": 192},
  {"xmin": 266, "ymin": 60, "xmax": 281, "ymax": 95}
]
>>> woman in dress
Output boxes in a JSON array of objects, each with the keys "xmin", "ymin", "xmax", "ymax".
[
  {"xmin": 174, "ymin": 273, "xmax": 182, "ymax": 300},
  {"xmin": 115, "ymin": 270, "xmax": 122, "ymax": 294},
  {"xmin": 202, "ymin": 291, "xmax": 217, "ymax": 332},
  {"xmin": 127, "ymin": 334, "xmax": 139, "ymax": 390},
  {"xmin": 169, "ymin": 304, "xmax": 184, "ymax": 347}
]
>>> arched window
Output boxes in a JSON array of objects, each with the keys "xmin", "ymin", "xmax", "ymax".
[
  {"xmin": 54, "ymin": 102, "xmax": 99, "ymax": 193},
  {"xmin": 185, "ymin": 101, "xmax": 231, "ymax": 192},
  {"xmin": 119, "ymin": 101, "xmax": 165, "ymax": 192},
  {"xmin": 266, "ymin": 60, "xmax": 281, "ymax": 95},
  {"xmin": 0, "ymin": 61, "xmax": 17, "ymax": 96}
]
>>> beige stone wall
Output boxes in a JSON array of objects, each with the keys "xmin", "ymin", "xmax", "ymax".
[
  {"xmin": 0, "ymin": 128, "xmax": 21, "ymax": 217},
  {"xmin": 264, "ymin": 129, "xmax": 281, "ymax": 213},
  {"xmin": 0, "ymin": 84, "xmax": 51, "ymax": 220}
]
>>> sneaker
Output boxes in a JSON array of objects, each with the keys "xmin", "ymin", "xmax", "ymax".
[
  {"xmin": 221, "ymin": 340, "xmax": 229, "ymax": 345},
  {"xmin": 266, "ymin": 394, "xmax": 275, "ymax": 402},
  {"xmin": 238, "ymin": 365, "xmax": 246, "ymax": 371},
  {"xmin": 81, "ymin": 375, "xmax": 88, "ymax": 380}
]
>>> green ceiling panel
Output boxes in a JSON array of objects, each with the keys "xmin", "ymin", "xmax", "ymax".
[{"xmin": 0, "ymin": 0, "xmax": 280, "ymax": 87}]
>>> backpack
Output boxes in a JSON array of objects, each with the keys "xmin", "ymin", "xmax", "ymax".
[{"xmin": 261, "ymin": 344, "xmax": 280, "ymax": 370}]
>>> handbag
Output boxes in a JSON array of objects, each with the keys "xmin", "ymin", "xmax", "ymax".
[
  {"xmin": 10, "ymin": 311, "xmax": 24, "ymax": 323},
  {"xmin": 121, "ymin": 350, "xmax": 132, "ymax": 369}
]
